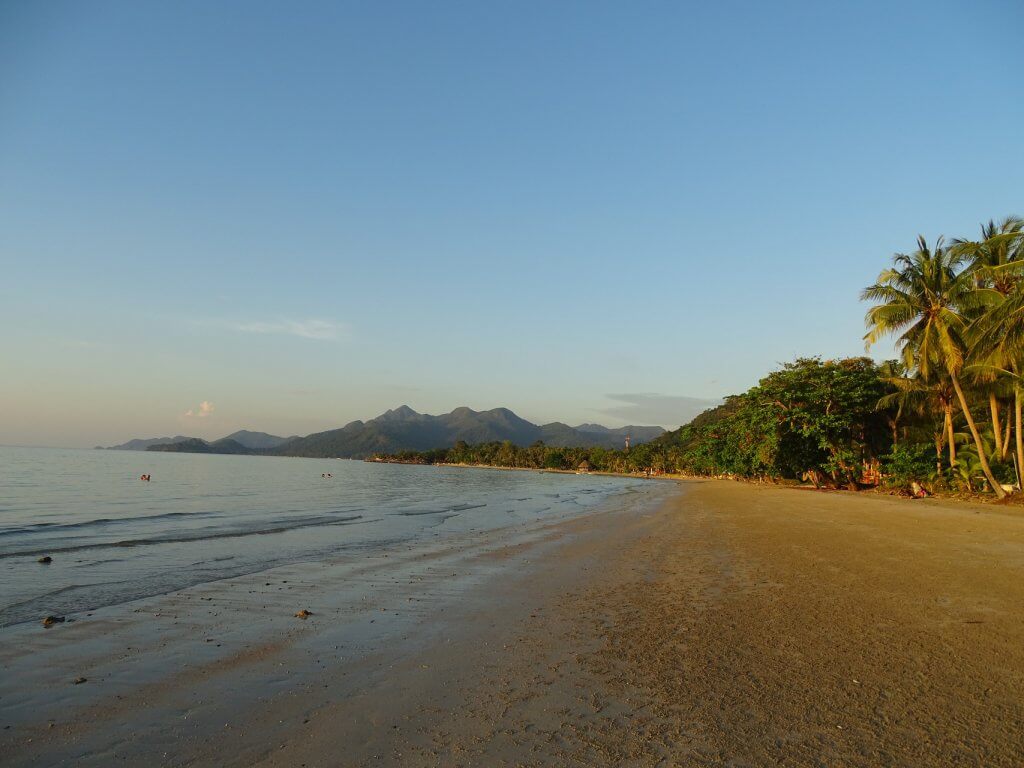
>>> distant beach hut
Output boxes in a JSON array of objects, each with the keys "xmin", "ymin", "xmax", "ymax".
[{"xmin": 577, "ymin": 460, "xmax": 591, "ymax": 474}]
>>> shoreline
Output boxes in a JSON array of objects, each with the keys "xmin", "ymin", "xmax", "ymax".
[
  {"xmin": 4, "ymin": 479, "xmax": 1024, "ymax": 765},
  {"xmin": 378, "ymin": 457, "xmax": 1024, "ymax": 512}
]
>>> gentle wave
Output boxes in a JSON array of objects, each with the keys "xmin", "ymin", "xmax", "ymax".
[
  {"xmin": 0, "ymin": 509, "xmax": 221, "ymax": 537},
  {"xmin": 0, "ymin": 514, "xmax": 367, "ymax": 559}
]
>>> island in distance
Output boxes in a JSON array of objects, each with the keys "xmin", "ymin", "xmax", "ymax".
[
  {"xmin": 100, "ymin": 429, "xmax": 297, "ymax": 452},
  {"xmin": 102, "ymin": 406, "xmax": 665, "ymax": 459}
]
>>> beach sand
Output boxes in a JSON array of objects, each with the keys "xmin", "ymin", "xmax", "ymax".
[{"xmin": 4, "ymin": 480, "xmax": 1024, "ymax": 766}]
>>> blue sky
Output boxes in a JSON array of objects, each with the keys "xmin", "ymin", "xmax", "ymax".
[{"xmin": 1, "ymin": 0, "xmax": 1021, "ymax": 447}]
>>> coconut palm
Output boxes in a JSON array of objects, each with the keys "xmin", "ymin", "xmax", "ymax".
[
  {"xmin": 953, "ymin": 217, "xmax": 1024, "ymax": 461},
  {"xmin": 862, "ymin": 236, "xmax": 1007, "ymax": 498},
  {"xmin": 975, "ymin": 297, "xmax": 1024, "ymax": 477},
  {"xmin": 959, "ymin": 218, "xmax": 1024, "ymax": 484},
  {"xmin": 953, "ymin": 217, "xmax": 1024, "ymax": 296},
  {"xmin": 966, "ymin": 362, "xmax": 1024, "ymax": 491}
]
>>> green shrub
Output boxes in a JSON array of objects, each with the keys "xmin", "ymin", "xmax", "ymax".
[{"xmin": 881, "ymin": 444, "xmax": 935, "ymax": 486}]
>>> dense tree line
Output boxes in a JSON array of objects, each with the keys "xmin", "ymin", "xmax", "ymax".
[
  {"xmin": 375, "ymin": 217, "xmax": 1023, "ymax": 496},
  {"xmin": 373, "ymin": 357, "xmax": 900, "ymax": 487},
  {"xmin": 372, "ymin": 438, "xmax": 672, "ymax": 475}
]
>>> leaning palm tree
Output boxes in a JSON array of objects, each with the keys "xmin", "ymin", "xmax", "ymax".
[
  {"xmin": 963, "ymin": 217, "xmax": 1024, "ymax": 483},
  {"xmin": 953, "ymin": 217, "xmax": 1024, "ymax": 460},
  {"xmin": 862, "ymin": 236, "xmax": 1007, "ymax": 498},
  {"xmin": 971, "ymin": 319, "xmax": 1024, "ymax": 490}
]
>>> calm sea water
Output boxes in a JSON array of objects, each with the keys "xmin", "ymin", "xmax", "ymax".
[{"xmin": 0, "ymin": 446, "xmax": 658, "ymax": 627}]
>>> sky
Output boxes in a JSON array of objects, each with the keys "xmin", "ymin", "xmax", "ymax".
[{"xmin": 1, "ymin": 1, "xmax": 1022, "ymax": 447}]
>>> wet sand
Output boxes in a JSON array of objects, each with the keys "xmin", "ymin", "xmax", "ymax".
[{"xmin": 4, "ymin": 480, "xmax": 1024, "ymax": 766}]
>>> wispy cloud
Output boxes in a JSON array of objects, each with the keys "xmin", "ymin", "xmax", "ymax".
[
  {"xmin": 184, "ymin": 400, "xmax": 215, "ymax": 419},
  {"xmin": 598, "ymin": 393, "xmax": 722, "ymax": 428},
  {"xmin": 228, "ymin": 318, "xmax": 347, "ymax": 341}
]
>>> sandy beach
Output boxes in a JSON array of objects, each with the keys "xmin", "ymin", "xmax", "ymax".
[{"xmin": 4, "ymin": 480, "xmax": 1024, "ymax": 766}]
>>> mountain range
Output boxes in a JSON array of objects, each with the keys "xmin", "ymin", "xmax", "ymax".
[{"xmin": 107, "ymin": 406, "xmax": 664, "ymax": 459}]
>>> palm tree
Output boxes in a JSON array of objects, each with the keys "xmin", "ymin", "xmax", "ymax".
[
  {"xmin": 982, "ymin": 302, "xmax": 1024, "ymax": 483},
  {"xmin": 961, "ymin": 217, "xmax": 1024, "ymax": 485},
  {"xmin": 862, "ymin": 236, "xmax": 1007, "ymax": 498},
  {"xmin": 953, "ymin": 217, "xmax": 1024, "ymax": 462},
  {"xmin": 953, "ymin": 217, "xmax": 1024, "ymax": 296},
  {"xmin": 875, "ymin": 360, "xmax": 907, "ymax": 447}
]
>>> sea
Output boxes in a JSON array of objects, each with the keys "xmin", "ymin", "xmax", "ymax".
[{"xmin": 0, "ymin": 446, "xmax": 662, "ymax": 628}]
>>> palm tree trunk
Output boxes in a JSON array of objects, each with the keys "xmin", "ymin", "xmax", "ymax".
[
  {"xmin": 951, "ymin": 371, "xmax": 1006, "ymax": 499},
  {"xmin": 990, "ymin": 393, "xmax": 1004, "ymax": 460},
  {"xmin": 1002, "ymin": 403, "xmax": 1013, "ymax": 460},
  {"xmin": 1016, "ymin": 384, "xmax": 1023, "ymax": 492},
  {"xmin": 945, "ymin": 405, "xmax": 956, "ymax": 467}
]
